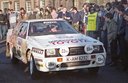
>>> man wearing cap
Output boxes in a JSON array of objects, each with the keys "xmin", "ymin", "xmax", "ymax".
[{"xmin": 86, "ymin": 6, "xmax": 100, "ymax": 40}]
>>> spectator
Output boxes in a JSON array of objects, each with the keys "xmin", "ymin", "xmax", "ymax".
[
  {"xmin": 95, "ymin": 5, "xmax": 104, "ymax": 40},
  {"xmin": 51, "ymin": 7, "xmax": 58, "ymax": 19},
  {"xmin": 79, "ymin": 3, "xmax": 90, "ymax": 34},
  {"xmin": 80, "ymin": 3, "xmax": 89, "ymax": 24},
  {"xmin": 123, "ymin": 12, "xmax": 128, "ymax": 70},
  {"xmin": 99, "ymin": 5, "xmax": 108, "ymax": 51},
  {"xmin": 0, "ymin": 10, "xmax": 7, "ymax": 40},
  {"xmin": 122, "ymin": 0, "xmax": 128, "ymax": 12},
  {"xmin": 114, "ymin": 5, "xmax": 126, "ymax": 66},
  {"xmin": 36, "ymin": 8, "xmax": 45, "ymax": 19},
  {"xmin": 104, "ymin": 13, "xmax": 118, "ymax": 66},
  {"xmin": 105, "ymin": 2, "xmax": 113, "ymax": 14},
  {"xmin": 57, "ymin": 7, "xmax": 72, "ymax": 24},
  {"xmin": 86, "ymin": 6, "xmax": 100, "ymax": 40},
  {"xmin": 3, "ymin": 8, "xmax": 10, "ymax": 29},
  {"xmin": 29, "ymin": 8, "xmax": 40, "ymax": 19},
  {"xmin": 95, "ymin": 5, "xmax": 100, "ymax": 12},
  {"xmin": 71, "ymin": 7, "xmax": 81, "ymax": 31},
  {"xmin": 113, "ymin": 6, "xmax": 119, "ymax": 23},
  {"xmin": 8, "ymin": 9, "xmax": 17, "ymax": 29},
  {"xmin": 28, "ymin": 11, "xmax": 36, "ymax": 19},
  {"xmin": 98, "ymin": 5, "xmax": 106, "ymax": 32},
  {"xmin": 18, "ymin": 7, "xmax": 28, "ymax": 22},
  {"xmin": 43, "ymin": 9, "xmax": 52, "ymax": 19}
]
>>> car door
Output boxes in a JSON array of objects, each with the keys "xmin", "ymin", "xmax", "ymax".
[{"xmin": 16, "ymin": 22, "xmax": 28, "ymax": 63}]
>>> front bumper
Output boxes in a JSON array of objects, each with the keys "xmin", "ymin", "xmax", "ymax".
[{"xmin": 34, "ymin": 53, "xmax": 106, "ymax": 72}]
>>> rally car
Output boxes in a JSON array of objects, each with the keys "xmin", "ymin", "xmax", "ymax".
[{"xmin": 6, "ymin": 19, "xmax": 106, "ymax": 79}]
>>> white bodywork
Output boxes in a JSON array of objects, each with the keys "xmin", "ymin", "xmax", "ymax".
[
  {"xmin": 27, "ymin": 34, "xmax": 106, "ymax": 72},
  {"xmin": 7, "ymin": 19, "xmax": 106, "ymax": 72}
]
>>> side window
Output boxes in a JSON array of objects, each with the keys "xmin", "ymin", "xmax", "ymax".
[
  {"xmin": 18, "ymin": 22, "xmax": 28, "ymax": 39},
  {"xmin": 12, "ymin": 22, "xmax": 23, "ymax": 35}
]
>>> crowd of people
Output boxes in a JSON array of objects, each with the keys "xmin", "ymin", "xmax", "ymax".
[{"xmin": 0, "ymin": 0, "xmax": 128, "ymax": 70}]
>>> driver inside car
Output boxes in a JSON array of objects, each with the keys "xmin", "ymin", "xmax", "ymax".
[{"xmin": 49, "ymin": 24, "xmax": 61, "ymax": 32}]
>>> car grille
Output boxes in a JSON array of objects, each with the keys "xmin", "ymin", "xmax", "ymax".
[
  {"xmin": 60, "ymin": 61, "xmax": 90, "ymax": 68},
  {"xmin": 45, "ymin": 46, "xmax": 104, "ymax": 58},
  {"xmin": 68, "ymin": 45, "xmax": 104, "ymax": 56},
  {"xmin": 69, "ymin": 46, "xmax": 85, "ymax": 56}
]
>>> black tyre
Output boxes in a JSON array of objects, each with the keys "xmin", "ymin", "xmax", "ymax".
[
  {"xmin": 88, "ymin": 67, "xmax": 99, "ymax": 74},
  {"xmin": 29, "ymin": 56, "xmax": 40, "ymax": 80}
]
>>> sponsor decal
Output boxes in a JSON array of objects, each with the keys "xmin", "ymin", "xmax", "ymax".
[
  {"xmin": 84, "ymin": 44, "xmax": 94, "ymax": 54},
  {"xmin": 32, "ymin": 47, "xmax": 44, "ymax": 54},
  {"xmin": 49, "ymin": 39, "xmax": 86, "ymax": 45},
  {"xmin": 59, "ymin": 47, "xmax": 69, "ymax": 56},
  {"xmin": 96, "ymin": 55, "xmax": 104, "ymax": 64},
  {"xmin": 17, "ymin": 38, "xmax": 22, "ymax": 46}
]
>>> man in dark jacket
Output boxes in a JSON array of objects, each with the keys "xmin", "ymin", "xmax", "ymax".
[
  {"xmin": 123, "ymin": 13, "xmax": 128, "ymax": 70},
  {"xmin": 113, "ymin": 5, "xmax": 126, "ymax": 68},
  {"xmin": 104, "ymin": 13, "xmax": 118, "ymax": 66},
  {"xmin": 0, "ymin": 9, "xmax": 7, "ymax": 40},
  {"xmin": 57, "ymin": 8, "xmax": 72, "ymax": 24},
  {"xmin": 71, "ymin": 7, "xmax": 81, "ymax": 31},
  {"xmin": 79, "ymin": 3, "xmax": 89, "ymax": 24}
]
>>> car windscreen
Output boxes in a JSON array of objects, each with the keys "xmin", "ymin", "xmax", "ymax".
[{"xmin": 28, "ymin": 21, "xmax": 78, "ymax": 36}]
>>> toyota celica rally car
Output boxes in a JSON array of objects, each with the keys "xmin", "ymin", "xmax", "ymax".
[{"xmin": 6, "ymin": 19, "xmax": 106, "ymax": 79}]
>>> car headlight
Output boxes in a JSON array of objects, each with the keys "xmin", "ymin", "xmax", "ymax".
[
  {"xmin": 93, "ymin": 45, "xmax": 100, "ymax": 51},
  {"xmin": 46, "ymin": 49, "xmax": 56, "ymax": 56},
  {"xmin": 93, "ymin": 45, "xmax": 104, "ymax": 53},
  {"xmin": 84, "ymin": 44, "xmax": 94, "ymax": 54}
]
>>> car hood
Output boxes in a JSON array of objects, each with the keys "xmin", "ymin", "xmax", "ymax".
[{"xmin": 27, "ymin": 34, "xmax": 101, "ymax": 49}]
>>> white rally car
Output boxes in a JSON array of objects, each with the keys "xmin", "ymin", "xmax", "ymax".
[{"xmin": 6, "ymin": 19, "xmax": 106, "ymax": 79}]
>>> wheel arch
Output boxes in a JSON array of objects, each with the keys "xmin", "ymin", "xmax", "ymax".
[{"xmin": 26, "ymin": 48, "xmax": 33, "ymax": 63}]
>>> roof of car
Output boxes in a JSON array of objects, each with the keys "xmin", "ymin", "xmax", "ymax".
[{"xmin": 24, "ymin": 19, "xmax": 65, "ymax": 22}]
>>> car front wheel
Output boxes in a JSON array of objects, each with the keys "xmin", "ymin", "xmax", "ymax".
[{"xmin": 29, "ymin": 56, "xmax": 40, "ymax": 79}]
